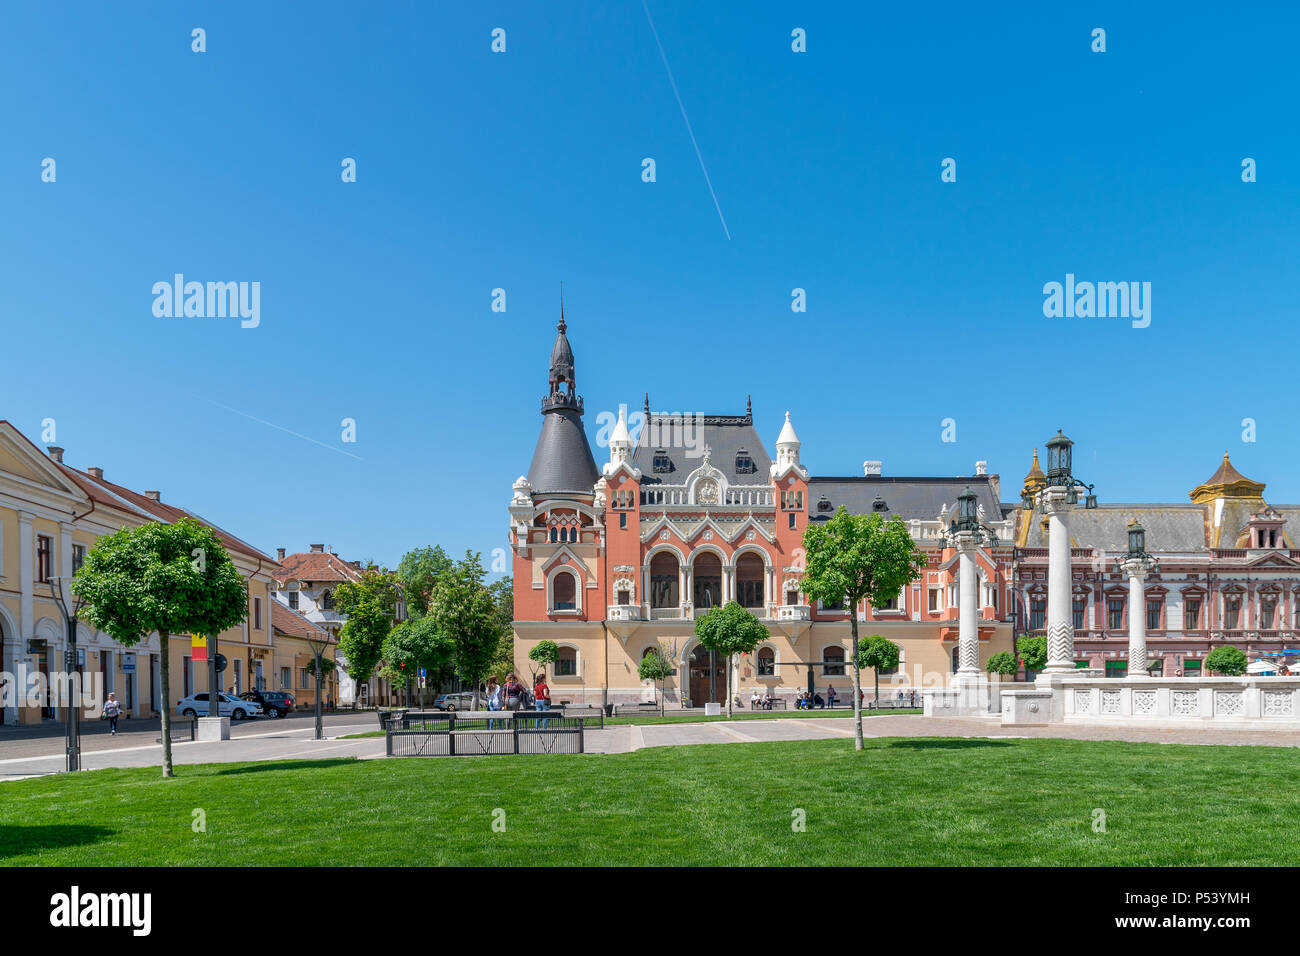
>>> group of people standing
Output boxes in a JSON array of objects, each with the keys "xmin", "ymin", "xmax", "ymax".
[{"xmin": 483, "ymin": 672, "xmax": 552, "ymax": 727}]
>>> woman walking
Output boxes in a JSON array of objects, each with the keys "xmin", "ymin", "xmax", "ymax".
[
  {"xmin": 533, "ymin": 671, "xmax": 551, "ymax": 728},
  {"xmin": 485, "ymin": 676, "xmax": 504, "ymax": 729},
  {"xmin": 103, "ymin": 692, "xmax": 122, "ymax": 735}
]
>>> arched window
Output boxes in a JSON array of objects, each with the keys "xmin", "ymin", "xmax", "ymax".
[
  {"xmin": 650, "ymin": 552, "xmax": 680, "ymax": 609},
  {"xmin": 737, "ymin": 553, "xmax": 765, "ymax": 608},
  {"xmin": 550, "ymin": 527, "xmax": 558, "ymax": 543},
  {"xmin": 556, "ymin": 645, "xmax": 578, "ymax": 676},
  {"xmin": 321, "ymin": 589, "xmax": 335, "ymax": 611},
  {"xmin": 823, "ymin": 645, "xmax": 845, "ymax": 676},
  {"xmin": 552, "ymin": 572, "xmax": 576, "ymax": 611},
  {"xmin": 693, "ymin": 552, "xmax": 722, "ymax": 610},
  {"xmin": 757, "ymin": 646, "xmax": 775, "ymax": 677}
]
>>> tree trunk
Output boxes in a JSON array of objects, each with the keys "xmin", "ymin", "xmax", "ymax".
[
  {"xmin": 158, "ymin": 630, "xmax": 174, "ymax": 778},
  {"xmin": 850, "ymin": 612, "xmax": 863, "ymax": 751},
  {"xmin": 726, "ymin": 653, "xmax": 733, "ymax": 718},
  {"xmin": 874, "ymin": 665, "xmax": 880, "ymax": 709}
]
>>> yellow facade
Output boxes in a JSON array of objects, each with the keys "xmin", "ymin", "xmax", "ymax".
[{"xmin": 0, "ymin": 421, "xmax": 279, "ymax": 726}]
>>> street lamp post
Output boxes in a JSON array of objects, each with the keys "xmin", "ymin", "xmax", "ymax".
[
  {"xmin": 940, "ymin": 486, "xmax": 1000, "ymax": 687},
  {"xmin": 50, "ymin": 576, "xmax": 85, "ymax": 772},
  {"xmin": 1035, "ymin": 431, "xmax": 1098, "ymax": 678},
  {"xmin": 305, "ymin": 635, "xmax": 330, "ymax": 740},
  {"xmin": 1118, "ymin": 519, "xmax": 1158, "ymax": 678}
]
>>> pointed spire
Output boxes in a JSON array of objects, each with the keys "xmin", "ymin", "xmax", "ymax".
[
  {"xmin": 746, "ymin": 394, "xmax": 752, "ymax": 422},
  {"xmin": 558, "ymin": 282, "xmax": 566, "ymax": 333},
  {"xmin": 644, "ymin": 392, "xmax": 650, "ymax": 416}
]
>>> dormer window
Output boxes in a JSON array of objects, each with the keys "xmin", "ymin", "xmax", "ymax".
[
  {"xmin": 653, "ymin": 450, "xmax": 671, "ymax": 473},
  {"xmin": 735, "ymin": 448, "xmax": 756, "ymax": 474},
  {"xmin": 872, "ymin": 496, "xmax": 888, "ymax": 512},
  {"xmin": 816, "ymin": 496, "xmax": 833, "ymax": 513}
]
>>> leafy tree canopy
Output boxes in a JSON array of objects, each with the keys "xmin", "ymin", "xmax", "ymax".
[
  {"xmin": 428, "ymin": 552, "xmax": 506, "ymax": 694},
  {"xmin": 334, "ymin": 570, "xmax": 401, "ymax": 685},
  {"xmin": 1016, "ymin": 634, "xmax": 1047, "ymax": 672},
  {"xmin": 694, "ymin": 601, "xmax": 768, "ymax": 659},
  {"xmin": 856, "ymin": 634, "xmax": 900, "ymax": 672},
  {"xmin": 74, "ymin": 517, "xmax": 248, "ymax": 645},
  {"xmin": 985, "ymin": 651, "xmax": 1018, "ymax": 675},
  {"xmin": 380, "ymin": 616, "xmax": 453, "ymax": 685},
  {"xmin": 396, "ymin": 545, "xmax": 454, "ymax": 619},
  {"xmin": 1204, "ymin": 645, "xmax": 1248, "ymax": 676}
]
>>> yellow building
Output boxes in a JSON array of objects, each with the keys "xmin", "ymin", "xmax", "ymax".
[{"xmin": 0, "ymin": 421, "xmax": 279, "ymax": 725}]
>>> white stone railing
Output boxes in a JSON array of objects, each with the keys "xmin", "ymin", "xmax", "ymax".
[
  {"xmin": 1059, "ymin": 677, "xmax": 1300, "ymax": 724},
  {"xmin": 607, "ymin": 605, "xmax": 645, "ymax": 622},
  {"xmin": 649, "ymin": 606, "xmax": 687, "ymax": 621},
  {"xmin": 777, "ymin": 605, "xmax": 811, "ymax": 622}
]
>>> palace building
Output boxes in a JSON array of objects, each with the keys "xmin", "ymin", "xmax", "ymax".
[
  {"xmin": 1011, "ymin": 450, "xmax": 1300, "ymax": 676},
  {"xmin": 508, "ymin": 315, "xmax": 1017, "ymax": 706}
]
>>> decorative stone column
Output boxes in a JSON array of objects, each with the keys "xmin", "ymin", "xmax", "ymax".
[
  {"xmin": 1120, "ymin": 557, "xmax": 1150, "ymax": 678},
  {"xmin": 1040, "ymin": 486, "xmax": 1077, "ymax": 676},
  {"xmin": 953, "ymin": 530, "xmax": 982, "ymax": 683}
]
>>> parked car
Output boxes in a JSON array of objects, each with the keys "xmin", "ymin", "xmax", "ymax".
[
  {"xmin": 432, "ymin": 691, "xmax": 476, "ymax": 711},
  {"xmin": 176, "ymin": 692, "xmax": 262, "ymax": 720},
  {"xmin": 239, "ymin": 690, "xmax": 295, "ymax": 718}
]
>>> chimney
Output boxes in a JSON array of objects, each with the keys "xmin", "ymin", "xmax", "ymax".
[
  {"xmin": 863, "ymin": 460, "xmax": 882, "ymax": 477},
  {"xmin": 310, "ymin": 544, "xmax": 325, "ymax": 553},
  {"xmin": 144, "ymin": 490, "xmax": 161, "ymax": 502},
  {"xmin": 47, "ymin": 446, "xmax": 64, "ymax": 463},
  {"xmin": 87, "ymin": 467, "xmax": 103, "ymax": 480},
  {"xmin": 276, "ymin": 548, "xmax": 286, "ymax": 561},
  {"xmin": 975, "ymin": 460, "xmax": 988, "ymax": 476},
  {"xmin": 989, "ymin": 473, "xmax": 1001, "ymax": 501}
]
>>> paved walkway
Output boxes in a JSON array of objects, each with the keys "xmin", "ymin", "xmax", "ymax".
[{"xmin": 3, "ymin": 714, "xmax": 1297, "ymax": 779}]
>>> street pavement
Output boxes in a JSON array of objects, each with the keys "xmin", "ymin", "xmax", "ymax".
[{"xmin": 3, "ymin": 712, "xmax": 1298, "ymax": 780}]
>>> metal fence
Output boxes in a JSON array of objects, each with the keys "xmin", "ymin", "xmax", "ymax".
[
  {"xmin": 386, "ymin": 711, "xmax": 584, "ymax": 757},
  {"xmin": 157, "ymin": 717, "xmax": 196, "ymax": 743}
]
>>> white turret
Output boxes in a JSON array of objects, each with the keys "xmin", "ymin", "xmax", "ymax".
[
  {"xmin": 770, "ymin": 411, "xmax": 808, "ymax": 480},
  {"xmin": 608, "ymin": 406, "xmax": 633, "ymax": 466}
]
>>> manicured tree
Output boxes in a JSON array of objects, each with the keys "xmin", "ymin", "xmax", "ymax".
[
  {"xmin": 637, "ymin": 644, "xmax": 674, "ymax": 716},
  {"xmin": 72, "ymin": 518, "xmax": 248, "ymax": 778},
  {"xmin": 334, "ymin": 570, "xmax": 401, "ymax": 703},
  {"xmin": 694, "ymin": 601, "xmax": 767, "ymax": 717},
  {"xmin": 1205, "ymin": 645, "xmax": 1248, "ymax": 677},
  {"xmin": 396, "ymin": 545, "xmax": 453, "ymax": 619},
  {"xmin": 381, "ymin": 617, "xmax": 453, "ymax": 709},
  {"xmin": 801, "ymin": 507, "xmax": 927, "ymax": 750},
  {"xmin": 528, "ymin": 639, "xmax": 560, "ymax": 686},
  {"xmin": 429, "ymin": 552, "xmax": 506, "ymax": 711},
  {"xmin": 1016, "ymin": 634, "xmax": 1047, "ymax": 678},
  {"xmin": 856, "ymin": 634, "xmax": 899, "ymax": 708},
  {"xmin": 985, "ymin": 651, "xmax": 1018, "ymax": 681}
]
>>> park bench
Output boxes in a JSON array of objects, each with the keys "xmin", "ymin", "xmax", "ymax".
[{"xmin": 612, "ymin": 702, "xmax": 662, "ymax": 717}]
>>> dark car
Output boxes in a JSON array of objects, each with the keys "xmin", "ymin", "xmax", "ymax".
[{"xmin": 240, "ymin": 690, "xmax": 295, "ymax": 718}]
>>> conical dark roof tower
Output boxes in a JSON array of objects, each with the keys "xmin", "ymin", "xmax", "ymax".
[{"xmin": 525, "ymin": 303, "xmax": 600, "ymax": 495}]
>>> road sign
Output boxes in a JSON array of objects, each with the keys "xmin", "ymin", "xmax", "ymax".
[
  {"xmin": 122, "ymin": 654, "xmax": 136, "ymax": 673},
  {"xmin": 215, "ymin": 654, "xmax": 228, "ymax": 674}
]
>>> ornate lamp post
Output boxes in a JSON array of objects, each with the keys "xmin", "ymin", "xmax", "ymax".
[
  {"xmin": 1117, "ymin": 519, "xmax": 1158, "ymax": 678},
  {"xmin": 939, "ymin": 486, "xmax": 1000, "ymax": 685},
  {"xmin": 1037, "ymin": 431, "xmax": 1098, "ymax": 678},
  {"xmin": 49, "ymin": 576, "xmax": 85, "ymax": 772}
]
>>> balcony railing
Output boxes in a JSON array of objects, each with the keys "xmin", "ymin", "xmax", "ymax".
[
  {"xmin": 777, "ymin": 605, "xmax": 811, "ymax": 622},
  {"xmin": 649, "ymin": 606, "xmax": 687, "ymax": 621},
  {"xmin": 607, "ymin": 605, "xmax": 645, "ymax": 622}
]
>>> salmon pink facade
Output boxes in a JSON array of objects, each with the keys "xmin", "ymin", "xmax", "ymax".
[{"xmin": 507, "ymin": 315, "xmax": 1017, "ymax": 707}]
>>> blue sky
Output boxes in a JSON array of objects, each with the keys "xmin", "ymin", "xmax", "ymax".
[{"xmin": 2, "ymin": 2, "xmax": 1297, "ymax": 570}]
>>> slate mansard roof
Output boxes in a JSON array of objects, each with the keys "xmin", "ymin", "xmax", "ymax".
[
  {"xmin": 807, "ymin": 475, "xmax": 1004, "ymax": 526},
  {"xmin": 633, "ymin": 410, "xmax": 773, "ymax": 487}
]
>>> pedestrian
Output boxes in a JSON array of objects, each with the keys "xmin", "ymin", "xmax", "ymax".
[
  {"xmin": 826, "ymin": 683, "xmax": 837, "ymax": 708},
  {"xmin": 504, "ymin": 672, "xmax": 524, "ymax": 711},
  {"xmin": 103, "ymin": 692, "xmax": 122, "ymax": 735},
  {"xmin": 485, "ymin": 676, "xmax": 504, "ymax": 729},
  {"xmin": 533, "ymin": 671, "xmax": 551, "ymax": 728}
]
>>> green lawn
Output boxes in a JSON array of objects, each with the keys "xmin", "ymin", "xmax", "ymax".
[
  {"xmin": 339, "ymin": 708, "xmax": 922, "ymax": 737},
  {"xmin": 3, "ymin": 736, "xmax": 1298, "ymax": 866}
]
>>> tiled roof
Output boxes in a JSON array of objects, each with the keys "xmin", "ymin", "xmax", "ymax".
[
  {"xmin": 271, "ymin": 599, "xmax": 335, "ymax": 643},
  {"xmin": 59, "ymin": 464, "xmax": 277, "ymax": 565},
  {"xmin": 274, "ymin": 551, "xmax": 365, "ymax": 586}
]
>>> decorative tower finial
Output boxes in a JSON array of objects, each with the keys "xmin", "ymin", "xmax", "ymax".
[
  {"xmin": 558, "ymin": 282, "xmax": 566, "ymax": 333},
  {"xmin": 746, "ymin": 394, "xmax": 752, "ymax": 421},
  {"xmin": 644, "ymin": 392, "xmax": 650, "ymax": 416}
]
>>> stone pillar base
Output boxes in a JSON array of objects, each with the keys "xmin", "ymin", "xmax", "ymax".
[
  {"xmin": 1000, "ymin": 688, "xmax": 1057, "ymax": 726},
  {"xmin": 924, "ymin": 681, "xmax": 994, "ymax": 717},
  {"xmin": 703, "ymin": 703, "xmax": 721, "ymax": 716},
  {"xmin": 196, "ymin": 716, "xmax": 231, "ymax": 741}
]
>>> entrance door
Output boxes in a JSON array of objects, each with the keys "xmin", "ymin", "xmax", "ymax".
[{"xmin": 689, "ymin": 644, "xmax": 724, "ymax": 705}]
